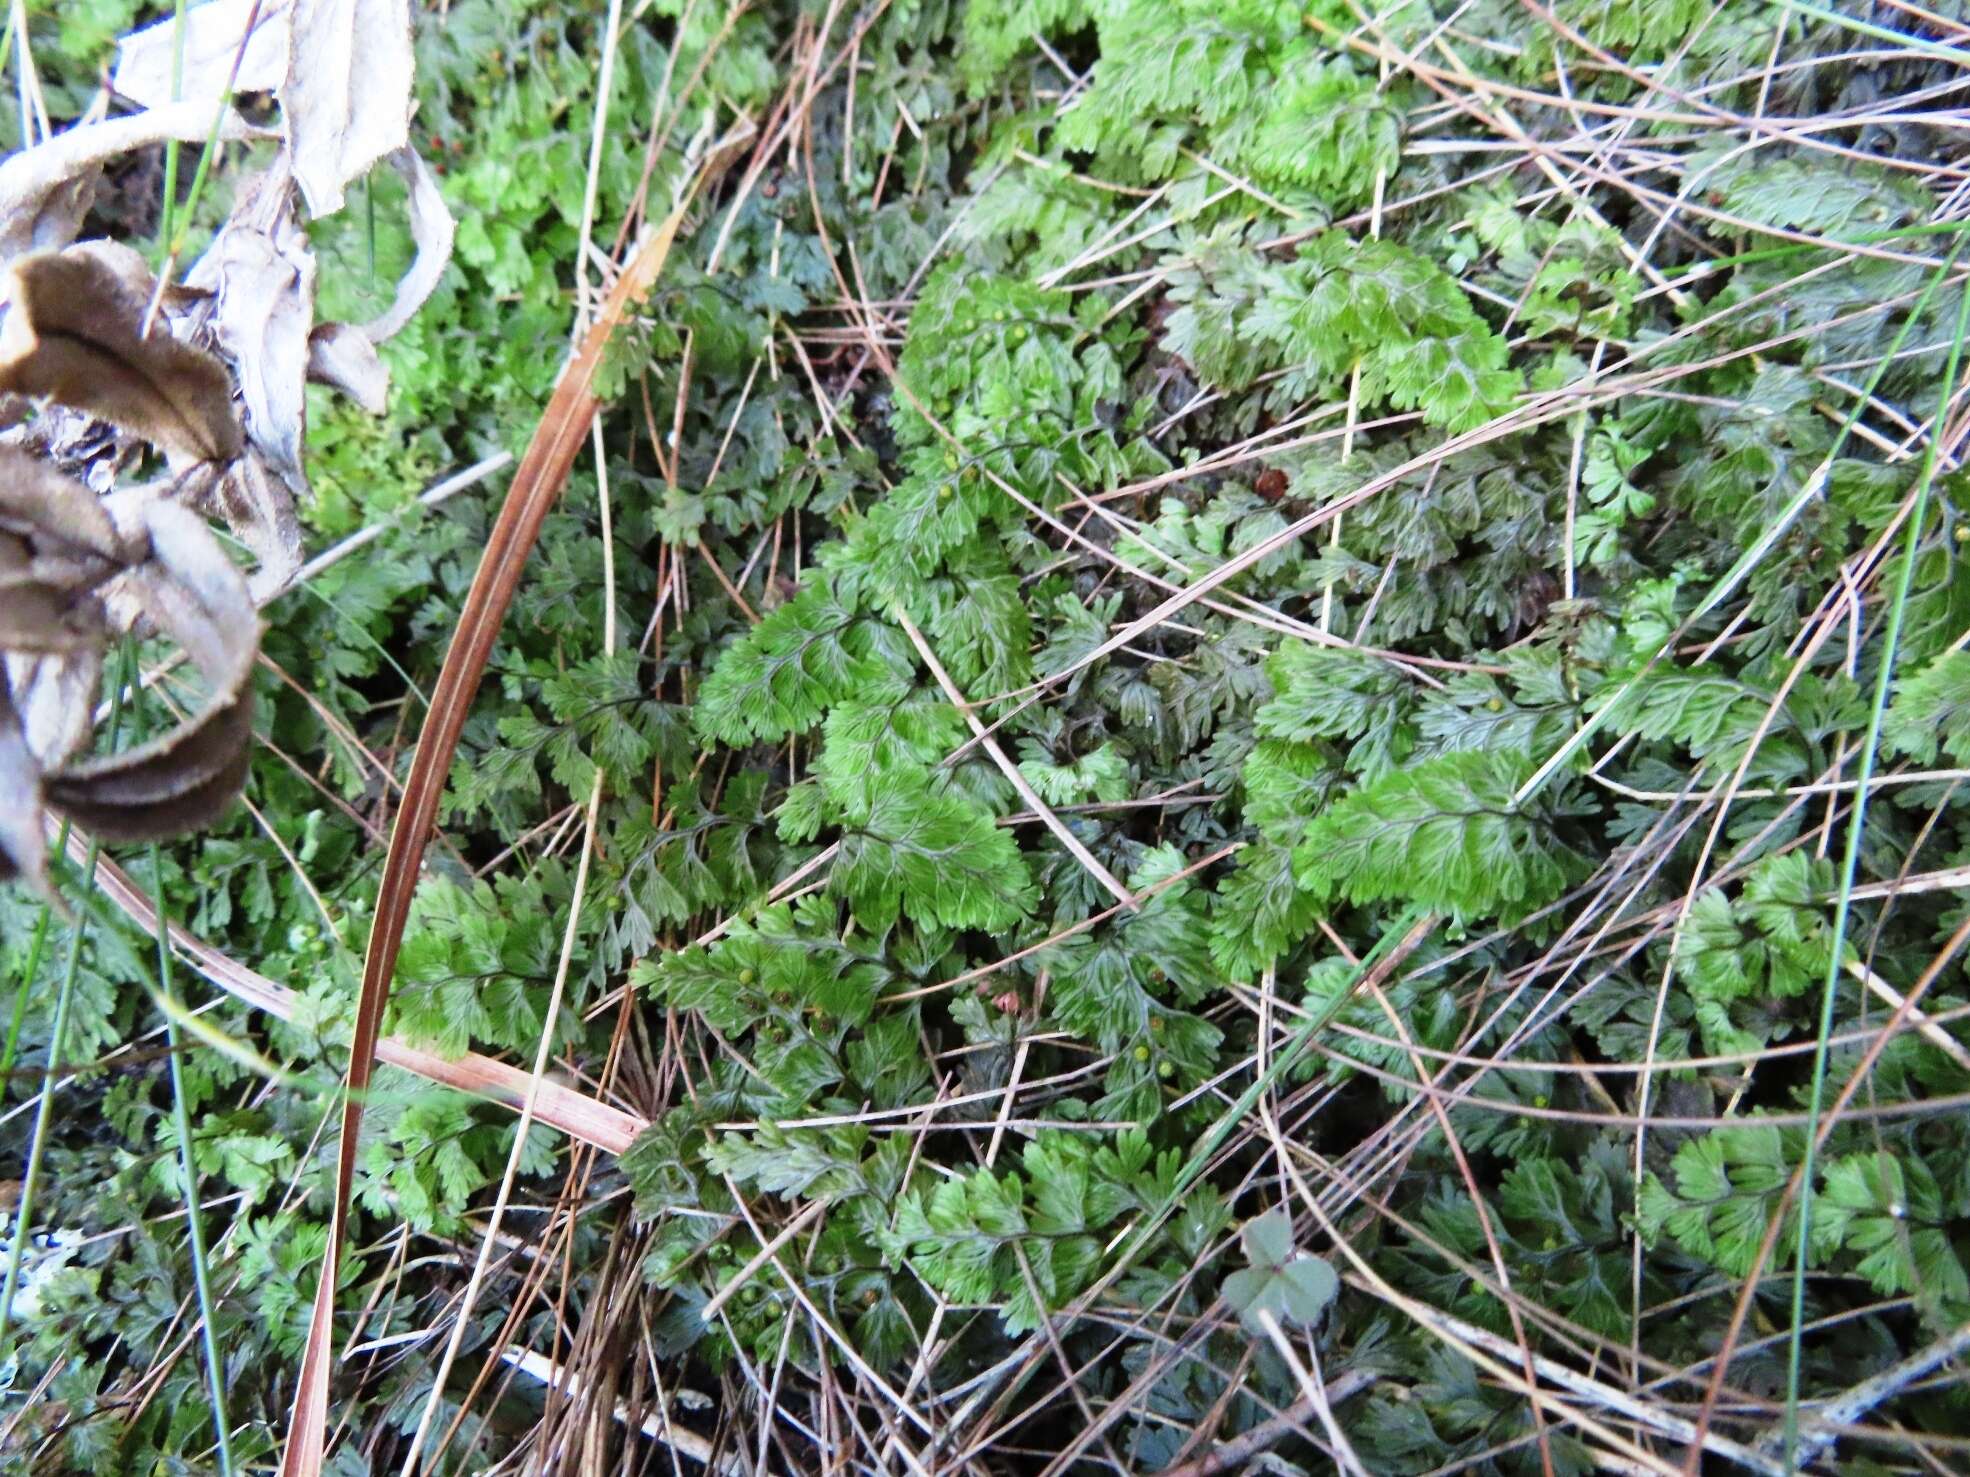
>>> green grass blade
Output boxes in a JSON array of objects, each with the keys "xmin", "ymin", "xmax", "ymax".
[
  {"xmin": 154, "ymin": 0, "xmax": 190, "ymax": 263},
  {"xmin": 0, "ymin": 659, "xmax": 134, "ymax": 1352},
  {"xmin": 149, "ymin": 839, "xmax": 238, "ymax": 1477},
  {"xmin": 0, "ymin": 822, "xmax": 69, "ymax": 1090},
  {"xmin": 1517, "ymin": 237, "xmax": 1970, "ymax": 807},
  {"xmin": 122, "ymin": 640, "xmax": 237, "ymax": 1476},
  {"xmin": 1781, "ymin": 235, "xmax": 1970, "ymax": 1475},
  {"xmin": 1778, "ymin": 0, "xmax": 1970, "ymax": 69}
]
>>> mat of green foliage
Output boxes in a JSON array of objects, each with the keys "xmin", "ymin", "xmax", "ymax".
[{"xmin": 6, "ymin": 0, "xmax": 1970, "ymax": 1473}]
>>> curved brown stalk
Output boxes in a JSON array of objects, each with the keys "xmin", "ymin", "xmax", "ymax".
[{"xmin": 277, "ymin": 165, "xmax": 728, "ymax": 1476}]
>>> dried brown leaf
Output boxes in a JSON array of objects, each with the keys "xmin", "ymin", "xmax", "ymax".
[
  {"xmin": 282, "ymin": 0, "xmax": 414, "ymax": 219},
  {"xmin": 0, "ymin": 451, "xmax": 112, "ymax": 773},
  {"xmin": 0, "ymin": 453, "xmax": 115, "ymax": 891},
  {"xmin": 42, "ymin": 498, "xmax": 258, "ymax": 841},
  {"xmin": 46, "ymin": 737, "xmax": 254, "ymax": 844},
  {"xmin": 197, "ymin": 453, "xmax": 304, "ymax": 599},
  {"xmin": 0, "ymin": 439, "xmax": 128, "ymax": 552},
  {"xmin": 0, "ymin": 447, "xmax": 122, "ymax": 658},
  {"xmin": 0, "ymin": 574, "xmax": 100, "ymax": 654},
  {"xmin": 0, "ymin": 247, "xmax": 245, "ymax": 465},
  {"xmin": 57, "ymin": 239, "xmax": 162, "ymax": 305},
  {"xmin": 0, "ymin": 452, "xmax": 258, "ymax": 886}
]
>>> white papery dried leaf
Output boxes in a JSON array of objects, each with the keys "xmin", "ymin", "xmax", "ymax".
[
  {"xmin": 282, "ymin": 0, "xmax": 414, "ymax": 219},
  {"xmin": 361, "ymin": 147, "xmax": 454, "ymax": 344},
  {"xmin": 307, "ymin": 320, "xmax": 389, "ymax": 412},
  {"xmin": 113, "ymin": 0, "xmax": 294, "ymax": 110},
  {"xmin": 186, "ymin": 168, "xmax": 315, "ymax": 491},
  {"xmin": 0, "ymin": 101, "xmax": 257, "ymax": 269}
]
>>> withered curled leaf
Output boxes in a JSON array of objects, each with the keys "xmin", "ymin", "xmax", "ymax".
[
  {"xmin": 45, "ymin": 496, "xmax": 258, "ymax": 842},
  {"xmin": 0, "ymin": 564, "xmax": 90, "ymax": 653},
  {"xmin": 0, "ymin": 100, "xmax": 258, "ymax": 270},
  {"xmin": 0, "ymin": 442, "xmax": 128, "ymax": 557},
  {"xmin": 186, "ymin": 168, "xmax": 315, "ymax": 492},
  {"xmin": 0, "ymin": 456, "xmax": 258, "ymax": 894},
  {"xmin": 113, "ymin": 0, "xmax": 294, "ymax": 111},
  {"xmin": 360, "ymin": 147, "xmax": 454, "ymax": 346},
  {"xmin": 0, "ymin": 246, "xmax": 245, "ymax": 466},
  {"xmin": 0, "ymin": 445, "xmax": 126, "ymax": 652},
  {"xmin": 283, "ymin": 0, "xmax": 415, "ymax": 220},
  {"xmin": 306, "ymin": 321, "xmax": 389, "ymax": 413},
  {"xmin": 6, "ymin": 648, "xmax": 100, "ymax": 778},
  {"xmin": 0, "ymin": 669, "xmax": 44, "ymax": 891},
  {"xmin": 197, "ymin": 452, "xmax": 304, "ymax": 601}
]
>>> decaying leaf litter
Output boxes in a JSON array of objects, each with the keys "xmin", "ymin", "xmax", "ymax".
[
  {"xmin": 0, "ymin": 0, "xmax": 450, "ymax": 903},
  {"xmin": 4, "ymin": 2, "xmax": 1970, "ymax": 1476}
]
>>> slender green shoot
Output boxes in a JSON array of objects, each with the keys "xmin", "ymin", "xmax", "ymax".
[
  {"xmin": 160, "ymin": 0, "xmax": 283, "ymax": 266},
  {"xmin": 0, "ymin": 821, "xmax": 71, "ymax": 1089},
  {"xmin": 1782, "ymin": 243, "xmax": 1970, "ymax": 1471},
  {"xmin": 1777, "ymin": 0, "xmax": 1970, "ymax": 68},
  {"xmin": 126, "ymin": 648, "xmax": 236, "ymax": 1476},
  {"xmin": 150, "ymin": 872, "xmax": 237, "ymax": 1476},
  {"xmin": 155, "ymin": 0, "xmax": 190, "ymax": 263},
  {"xmin": 1517, "ymin": 233, "xmax": 1970, "ymax": 807},
  {"xmin": 0, "ymin": 17, "xmax": 16, "ymax": 117},
  {"xmin": 0, "ymin": 668, "xmax": 133, "ymax": 1351}
]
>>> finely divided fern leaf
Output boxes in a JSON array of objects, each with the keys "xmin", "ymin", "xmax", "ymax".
[
  {"xmin": 1294, "ymin": 751, "xmax": 1583, "ymax": 919},
  {"xmin": 1884, "ymin": 650, "xmax": 1970, "ymax": 765},
  {"xmin": 1168, "ymin": 230, "xmax": 1522, "ymax": 431},
  {"xmin": 834, "ymin": 765, "xmax": 1038, "ymax": 932},
  {"xmin": 695, "ymin": 578, "xmax": 892, "ymax": 746}
]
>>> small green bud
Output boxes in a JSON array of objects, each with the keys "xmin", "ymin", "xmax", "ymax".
[
  {"xmin": 1157, "ymin": 1060, "xmax": 1175, "ymax": 1080},
  {"xmin": 1133, "ymin": 1044, "xmax": 1151, "ymax": 1063}
]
